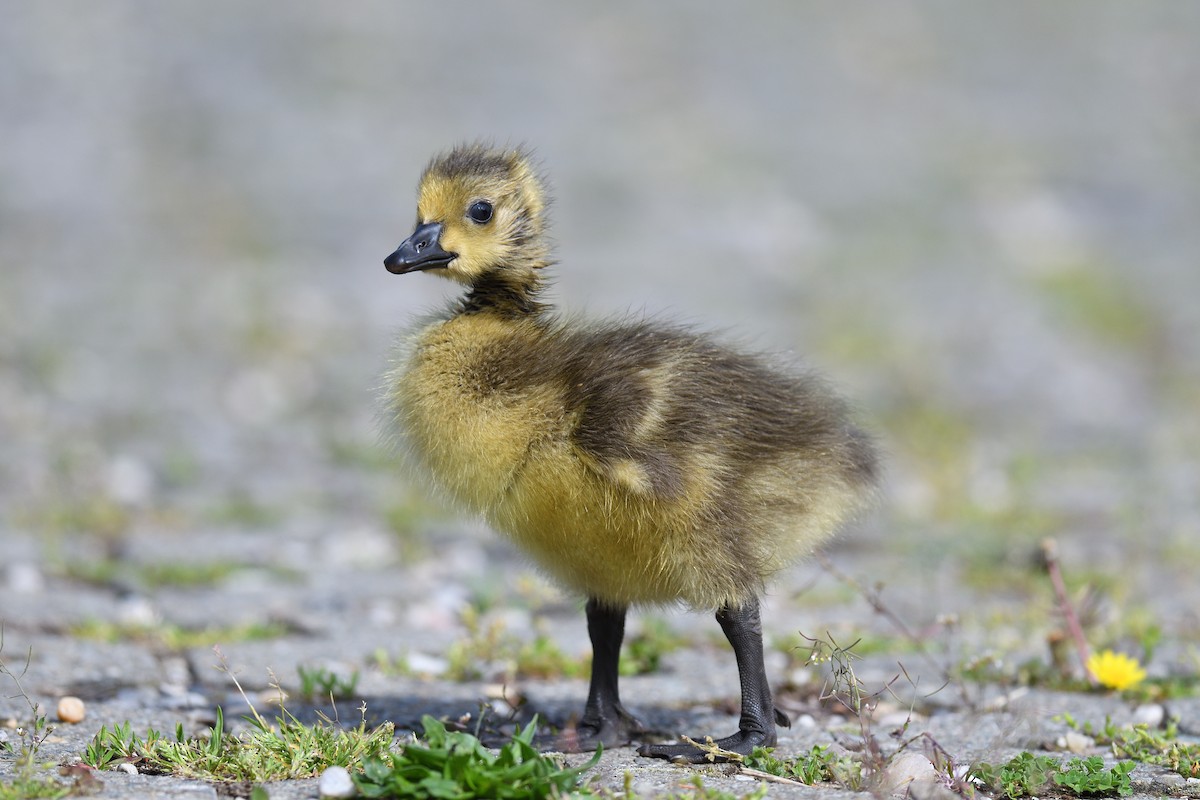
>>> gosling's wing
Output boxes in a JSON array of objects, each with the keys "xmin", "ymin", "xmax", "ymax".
[
  {"xmin": 556, "ymin": 322, "xmax": 697, "ymax": 498},
  {"xmin": 556, "ymin": 320, "xmax": 878, "ymax": 500}
]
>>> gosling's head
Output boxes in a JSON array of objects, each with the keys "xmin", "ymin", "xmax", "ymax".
[{"xmin": 384, "ymin": 144, "xmax": 552, "ymax": 291}]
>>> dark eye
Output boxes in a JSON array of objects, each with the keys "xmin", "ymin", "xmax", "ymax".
[{"xmin": 467, "ymin": 201, "xmax": 493, "ymax": 223}]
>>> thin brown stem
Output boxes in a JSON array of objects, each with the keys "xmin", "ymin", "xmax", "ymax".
[{"xmin": 1041, "ymin": 539, "xmax": 1095, "ymax": 684}]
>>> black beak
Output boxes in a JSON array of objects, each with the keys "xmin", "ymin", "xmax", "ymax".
[{"xmin": 384, "ymin": 222, "xmax": 456, "ymax": 274}]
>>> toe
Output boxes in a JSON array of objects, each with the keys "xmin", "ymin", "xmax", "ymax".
[{"xmin": 638, "ymin": 730, "xmax": 775, "ymax": 763}]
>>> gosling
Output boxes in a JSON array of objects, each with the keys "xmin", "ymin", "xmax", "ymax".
[{"xmin": 383, "ymin": 144, "xmax": 879, "ymax": 762}]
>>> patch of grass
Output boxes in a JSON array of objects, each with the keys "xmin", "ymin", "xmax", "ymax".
[
  {"xmin": 1031, "ymin": 263, "xmax": 1158, "ymax": 350},
  {"xmin": 512, "ymin": 635, "xmax": 589, "ymax": 681},
  {"xmin": 584, "ymin": 772, "xmax": 770, "ymax": 800},
  {"xmin": 69, "ymin": 619, "xmax": 291, "ymax": 651},
  {"xmin": 444, "ymin": 605, "xmax": 515, "ymax": 682},
  {"xmin": 0, "ymin": 771, "xmax": 74, "ymax": 800},
  {"xmin": 442, "ymin": 606, "xmax": 682, "ymax": 683},
  {"xmin": 84, "ymin": 704, "xmax": 394, "ymax": 782},
  {"xmin": 785, "ymin": 580, "xmax": 859, "ymax": 608},
  {"xmin": 882, "ymin": 403, "xmax": 975, "ymax": 520},
  {"xmin": 619, "ymin": 617, "xmax": 684, "ymax": 676},
  {"xmin": 325, "ymin": 434, "xmax": 399, "ymax": 472},
  {"xmin": 297, "ymin": 665, "xmax": 360, "ymax": 702},
  {"xmin": 203, "ymin": 491, "xmax": 282, "ymax": 528},
  {"xmin": 658, "ymin": 774, "xmax": 768, "ymax": 800},
  {"xmin": 354, "ymin": 715, "xmax": 598, "ymax": 799},
  {"xmin": 1123, "ymin": 673, "xmax": 1200, "ymax": 703},
  {"xmin": 19, "ymin": 493, "xmax": 131, "ymax": 540},
  {"xmin": 62, "ymin": 558, "xmax": 247, "ymax": 589},
  {"xmin": 816, "ymin": 322, "xmax": 896, "ymax": 368},
  {"xmin": 371, "ymin": 648, "xmax": 412, "ymax": 677},
  {"xmin": 954, "ymin": 652, "xmax": 1089, "ymax": 693},
  {"xmin": 379, "ymin": 495, "xmax": 439, "ymax": 559},
  {"xmin": 84, "ymin": 657, "xmax": 394, "ymax": 782},
  {"xmin": 160, "ymin": 446, "xmax": 202, "ymax": 489},
  {"xmin": 969, "ymin": 752, "xmax": 1134, "ymax": 798}
]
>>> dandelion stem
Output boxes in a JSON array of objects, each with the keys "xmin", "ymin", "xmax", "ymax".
[{"xmin": 1041, "ymin": 539, "xmax": 1095, "ymax": 685}]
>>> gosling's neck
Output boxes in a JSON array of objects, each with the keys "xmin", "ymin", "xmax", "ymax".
[{"xmin": 460, "ymin": 269, "xmax": 548, "ymax": 318}]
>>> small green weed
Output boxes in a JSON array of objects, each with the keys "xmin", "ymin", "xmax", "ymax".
[
  {"xmin": 1054, "ymin": 757, "xmax": 1135, "ymax": 797},
  {"xmin": 969, "ymin": 752, "xmax": 1062, "ymax": 798},
  {"xmin": 969, "ymin": 752, "xmax": 1134, "ymax": 798},
  {"xmin": 297, "ymin": 665, "xmax": 360, "ymax": 701},
  {"xmin": 1061, "ymin": 714, "xmax": 1200, "ymax": 779},
  {"xmin": 741, "ymin": 744, "xmax": 859, "ymax": 785},
  {"xmin": 354, "ymin": 715, "xmax": 598, "ymax": 799}
]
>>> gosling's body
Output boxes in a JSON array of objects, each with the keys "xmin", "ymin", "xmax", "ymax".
[
  {"xmin": 396, "ymin": 315, "xmax": 872, "ymax": 609},
  {"xmin": 384, "ymin": 144, "xmax": 878, "ymax": 761}
]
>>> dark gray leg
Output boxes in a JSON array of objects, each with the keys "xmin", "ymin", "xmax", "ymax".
[
  {"xmin": 560, "ymin": 599, "xmax": 644, "ymax": 751},
  {"xmin": 639, "ymin": 597, "xmax": 788, "ymax": 762}
]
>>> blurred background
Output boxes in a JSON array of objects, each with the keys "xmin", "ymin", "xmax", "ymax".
[{"xmin": 2, "ymin": 3, "xmax": 1198, "ymax": 679}]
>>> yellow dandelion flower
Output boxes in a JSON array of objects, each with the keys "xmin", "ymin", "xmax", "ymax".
[{"xmin": 1086, "ymin": 650, "xmax": 1146, "ymax": 691}]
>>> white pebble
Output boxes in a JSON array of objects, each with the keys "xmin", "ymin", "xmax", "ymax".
[
  {"xmin": 116, "ymin": 763, "xmax": 138, "ymax": 775},
  {"xmin": 6, "ymin": 562, "xmax": 44, "ymax": 593},
  {"xmin": 106, "ymin": 455, "xmax": 154, "ymax": 506},
  {"xmin": 56, "ymin": 696, "xmax": 86, "ymax": 724},
  {"xmin": 1133, "ymin": 703, "xmax": 1164, "ymax": 728},
  {"xmin": 882, "ymin": 752, "xmax": 935, "ymax": 796},
  {"xmin": 319, "ymin": 765, "xmax": 356, "ymax": 798},
  {"xmin": 406, "ymin": 651, "xmax": 449, "ymax": 676},
  {"xmin": 116, "ymin": 595, "xmax": 160, "ymax": 627},
  {"xmin": 1057, "ymin": 731, "xmax": 1094, "ymax": 754}
]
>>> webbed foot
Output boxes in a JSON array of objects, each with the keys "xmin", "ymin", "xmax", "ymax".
[
  {"xmin": 556, "ymin": 702, "xmax": 645, "ymax": 752},
  {"xmin": 546, "ymin": 599, "xmax": 642, "ymax": 753}
]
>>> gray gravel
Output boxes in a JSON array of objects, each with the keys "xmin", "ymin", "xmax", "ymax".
[{"xmin": 3, "ymin": 2, "xmax": 1200, "ymax": 798}]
